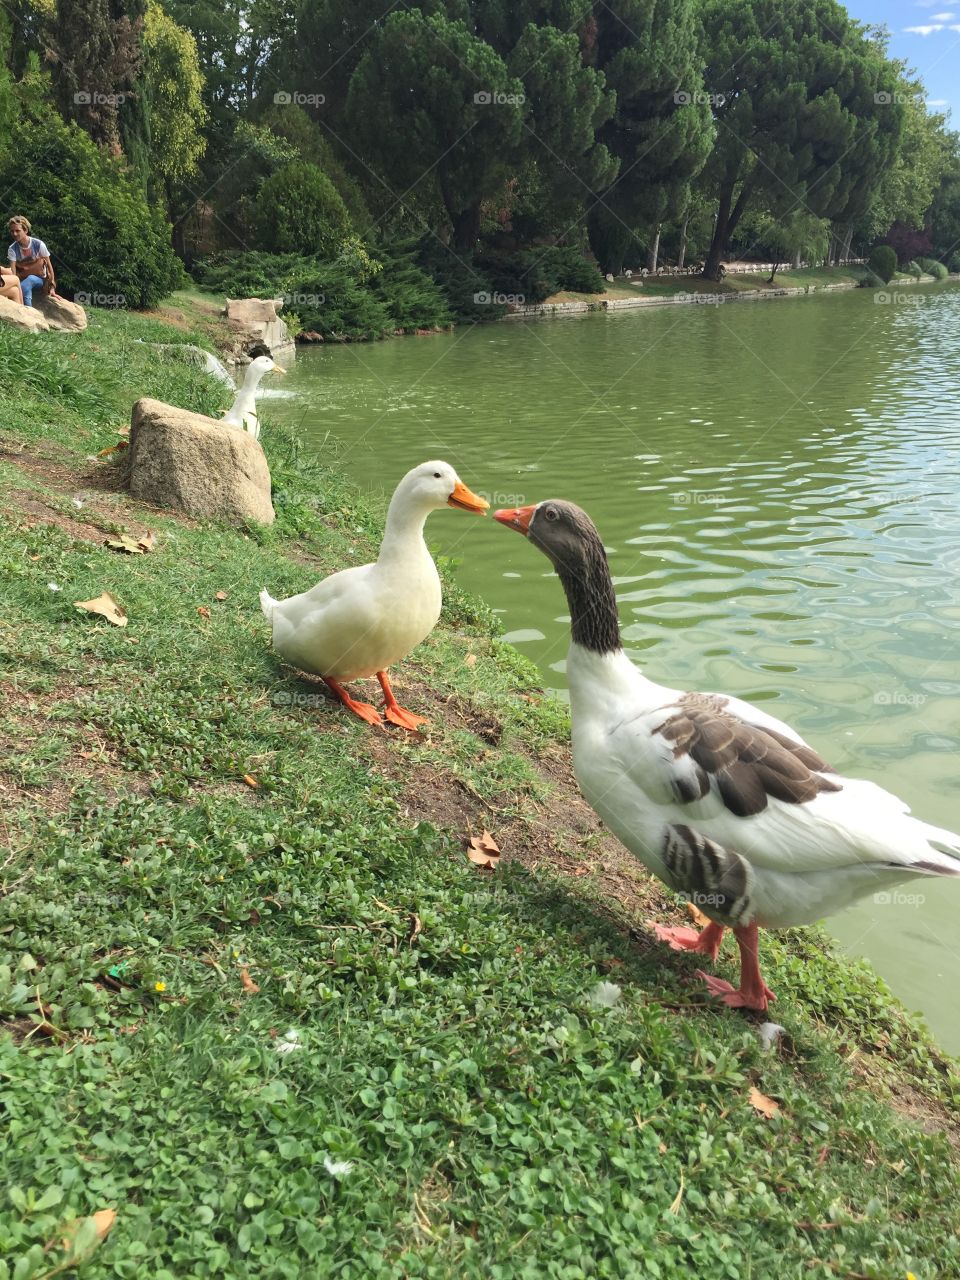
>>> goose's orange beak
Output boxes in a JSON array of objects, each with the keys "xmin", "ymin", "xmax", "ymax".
[
  {"xmin": 448, "ymin": 481, "xmax": 489, "ymax": 514},
  {"xmin": 494, "ymin": 504, "xmax": 535, "ymax": 535}
]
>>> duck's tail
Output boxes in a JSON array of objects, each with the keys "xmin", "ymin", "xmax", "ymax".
[{"xmin": 259, "ymin": 589, "xmax": 277, "ymax": 624}]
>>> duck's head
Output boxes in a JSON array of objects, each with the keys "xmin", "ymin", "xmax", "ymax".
[
  {"xmin": 398, "ymin": 461, "xmax": 489, "ymax": 515},
  {"xmin": 245, "ymin": 354, "xmax": 286, "ymax": 384}
]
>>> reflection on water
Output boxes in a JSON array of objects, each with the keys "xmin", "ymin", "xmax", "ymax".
[{"xmin": 272, "ymin": 284, "xmax": 960, "ymax": 1051}]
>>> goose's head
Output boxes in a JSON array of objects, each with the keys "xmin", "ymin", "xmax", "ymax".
[
  {"xmin": 494, "ymin": 499, "xmax": 621, "ymax": 653},
  {"xmin": 494, "ymin": 500, "xmax": 604, "ymax": 571},
  {"xmin": 244, "ymin": 354, "xmax": 286, "ymax": 386},
  {"xmin": 396, "ymin": 461, "xmax": 489, "ymax": 515}
]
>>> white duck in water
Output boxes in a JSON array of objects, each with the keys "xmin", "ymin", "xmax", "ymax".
[
  {"xmin": 494, "ymin": 499, "xmax": 960, "ymax": 1012},
  {"xmin": 261, "ymin": 462, "xmax": 488, "ymax": 729},
  {"xmin": 222, "ymin": 353, "xmax": 286, "ymax": 440}
]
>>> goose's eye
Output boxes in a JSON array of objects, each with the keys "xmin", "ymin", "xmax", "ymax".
[{"xmin": 544, "ymin": 507, "xmax": 558, "ymax": 522}]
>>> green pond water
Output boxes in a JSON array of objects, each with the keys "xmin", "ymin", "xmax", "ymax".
[{"xmin": 269, "ymin": 284, "xmax": 960, "ymax": 1051}]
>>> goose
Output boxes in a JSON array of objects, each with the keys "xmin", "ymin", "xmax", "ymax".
[
  {"xmin": 222, "ymin": 352, "xmax": 286, "ymax": 440},
  {"xmin": 261, "ymin": 462, "xmax": 488, "ymax": 729},
  {"xmin": 494, "ymin": 499, "xmax": 960, "ymax": 1011}
]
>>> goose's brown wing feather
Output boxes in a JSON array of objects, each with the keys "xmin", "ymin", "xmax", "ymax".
[{"xmin": 653, "ymin": 693, "xmax": 841, "ymax": 818}]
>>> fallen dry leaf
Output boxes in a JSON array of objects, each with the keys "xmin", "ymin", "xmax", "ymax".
[
  {"xmin": 104, "ymin": 532, "xmax": 152, "ymax": 556},
  {"xmin": 464, "ymin": 653, "xmax": 477, "ymax": 668},
  {"xmin": 57, "ymin": 1207, "xmax": 117, "ymax": 1256},
  {"xmin": 466, "ymin": 829, "xmax": 501, "ymax": 869},
  {"xmin": 242, "ymin": 774, "xmax": 258, "ymax": 788},
  {"xmin": 138, "ymin": 531, "xmax": 156, "ymax": 552},
  {"xmin": 572, "ymin": 865, "xmax": 589, "ymax": 876},
  {"xmin": 215, "ymin": 590, "xmax": 229, "ymax": 601},
  {"xmin": 96, "ymin": 441, "xmax": 128, "ymax": 457},
  {"xmin": 408, "ymin": 913, "xmax": 422, "ymax": 943},
  {"xmin": 197, "ymin": 606, "xmax": 211, "ymax": 620},
  {"xmin": 74, "ymin": 592, "xmax": 128, "ymax": 628},
  {"xmin": 668, "ymin": 1170, "xmax": 685, "ymax": 1215},
  {"xmin": 685, "ymin": 900, "xmax": 711, "ymax": 929},
  {"xmin": 240, "ymin": 967, "xmax": 260, "ymax": 995},
  {"xmin": 748, "ymin": 1086, "xmax": 780, "ymax": 1118}
]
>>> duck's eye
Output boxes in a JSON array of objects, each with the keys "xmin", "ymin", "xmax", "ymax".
[
  {"xmin": 433, "ymin": 472, "xmax": 441, "ymax": 479},
  {"xmin": 544, "ymin": 507, "xmax": 558, "ymax": 522}
]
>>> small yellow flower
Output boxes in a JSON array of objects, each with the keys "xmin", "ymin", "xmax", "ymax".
[
  {"xmin": 907, "ymin": 1272, "xmax": 917, "ymax": 1280},
  {"xmin": 154, "ymin": 981, "xmax": 166, "ymax": 993}
]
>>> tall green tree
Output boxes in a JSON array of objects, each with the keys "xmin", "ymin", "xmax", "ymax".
[
  {"xmin": 584, "ymin": 0, "xmax": 712, "ymax": 273},
  {"xmin": 347, "ymin": 10, "xmax": 525, "ymax": 250},
  {"xmin": 697, "ymin": 0, "xmax": 904, "ymax": 280},
  {"xmin": 47, "ymin": 0, "xmax": 145, "ymax": 149}
]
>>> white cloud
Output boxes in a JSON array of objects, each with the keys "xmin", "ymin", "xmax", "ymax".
[
  {"xmin": 927, "ymin": 98, "xmax": 950, "ymax": 106},
  {"xmin": 929, "ymin": 10, "xmax": 956, "ymax": 18},
  {"xmin": 905, "ymin": 22, "xmax": 945, "ymax": 31}
]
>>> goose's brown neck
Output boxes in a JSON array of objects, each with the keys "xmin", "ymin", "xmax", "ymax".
[{"xmin": 552, "ymin": 530, "xmax": 621, "ymax": 656}]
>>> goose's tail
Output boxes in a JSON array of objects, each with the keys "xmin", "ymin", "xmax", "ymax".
[
  {"xmin": 259, "ymin": 589, "xmax": 278, "ymax": 625},
  {"xmin": 913, "ymin": 821, "xmax": 960, "ymax": 876}
]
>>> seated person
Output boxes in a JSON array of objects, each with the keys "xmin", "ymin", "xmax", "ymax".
[
  {"xmin": 7, "ymin": 215, "xmax": 57, "ymax": 307},
  {"xmin": 0, "ymin": 266, "xmax": 21, "ymax": 304}
]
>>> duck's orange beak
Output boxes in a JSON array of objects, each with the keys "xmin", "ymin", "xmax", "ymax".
[
  {"xmin": 448, "ymin": 481, "xmax": 489, "ymax": 514},
  {"xmin": 494, "ymin": 504, "xmax": 535, "ymax": 535}
]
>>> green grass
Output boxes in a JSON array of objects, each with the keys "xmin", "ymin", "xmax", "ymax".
[{"xmin": 0, "ymin": 308, "xmax": 958, "ymax": 1278}]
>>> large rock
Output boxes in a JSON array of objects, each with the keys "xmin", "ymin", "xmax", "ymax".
[
  {"xmin": 124, "ymin": 397, "xmax": 275, "ymax": 525},
  {"xmin": 223, "ymin": 297, "xmax": 294, "ymax": 356},
  {"xmin": 0, "ymin": 295, "xmax": 50, "ymax": 332},
  {"xmin": 34, "ymin": 294, "xmax": 87, "ymax": 332}
]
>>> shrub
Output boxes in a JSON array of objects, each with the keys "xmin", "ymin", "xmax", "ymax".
[
  {"xmin": 192, "ymin": 251, "xmax": 322, "ymax": 298},
  {"xmin": 290, "ymin": 261, "xmax": 392, "ymax": 339},
  {"xmin": 253, "ymin": 163, "xmax": 351, "ymax": 257},
  {"xmin": 414, "ymin": 239, "xmax": 504, "ymax": 322},
  {"xmin": 905, "ymin": 260, "xmax": 922, "ymax": 279},
  {"xmin": 867, "ymin": 245, "xmax": 897, "ymax": 284},
  {"xmin": 0, "ymin": 106, "xmax": 183, "ymax": 307},
  {"xmin": 476, "ymin": 245, "xmax": 606, "ymax": 303},
  {"xmin": 370, "ymin": 241, "xmax": 453, "ymax": 331},
  {"xmin": 918, "ymin": 257, "xmax": 948, "ymax": 280}
]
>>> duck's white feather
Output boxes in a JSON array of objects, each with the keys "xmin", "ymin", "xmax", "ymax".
[
  {"xmin": 260, "ymin": 462, "xmax": 480, "ymax": 683},
  {"xmin": 567, "ymin": 645, "xmax": 960, "ymax": 930}
]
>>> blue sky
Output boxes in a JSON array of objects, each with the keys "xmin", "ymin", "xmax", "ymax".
[{"xmin": 845, "ymin": 0, "xmax": 960, "ymax": 121}]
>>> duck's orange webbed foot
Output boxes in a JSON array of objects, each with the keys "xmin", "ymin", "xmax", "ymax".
[
  {"xmin": 322, "ymin": 678, "xmax": 383, "ymax": 726},
  {"xmin": 651, "ymin": 920, "xmax": 726, "ymax": 965},
  {"xmin": 377, "ymin": 671, "xmax": 428, "ymax": 732}
]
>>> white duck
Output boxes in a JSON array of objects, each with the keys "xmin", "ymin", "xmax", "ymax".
[
  {"xmin": 494, "ymin": 499, "xmax": 960, "ymax": 1012},
  {"xmin": 222, "ymin": 353, "xmax": 286, "ymax": 440},
  {"xmin": 261, "ymin": 462, "xmax": 488, "ymax": 729}
]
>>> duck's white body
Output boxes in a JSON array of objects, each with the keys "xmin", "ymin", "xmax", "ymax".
[
  {"xmin": 222, "ymin": 355, "xmax": 285, "ymax": 440},
  {"xmin": 261, "ymin": 461, "xmax": 488, "ymax": 726},
  {"xmin": 261, "ymin": 538, "xmax": 442, "ymax": 681},
  {"xmin": 567, "ymin": 645, "xmax": 960, "ymax": 932}
]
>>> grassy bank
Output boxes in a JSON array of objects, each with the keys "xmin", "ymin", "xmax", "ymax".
[{"xmin": 1, "ymin": 307, "xmax": 959, "ymax": 1279}]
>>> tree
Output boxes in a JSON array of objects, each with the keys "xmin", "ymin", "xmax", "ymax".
[
  {"xmin": 506, "ymin": 23, "xmax": 616, "ymax": 229},
  {"xmin": 347, "ymin": 10, "xmax": 525, "ymax": 251},
  {"xmin": 755, "ymin": 210, "xmax": 830, "ymax": 281},
  {"xmin": 253, "ymin": 161, "xmax": 352, "ymax": 256},
  {"xmin": 697, "ymin": 0, "xmax": 904, "ymax": 280},
  {"xmin": 48, "ymin": 0, "xmax": 145, "ymax": 150},
  {"xmin": 582, "ymin": 0, "xmax": 713, "ymax": 274},
  {"xmin": 140, "ymin": 1, "xmax": 207, "ymax": 190},
  {"xmin": 928, "ymin": 133, "xmax": 960, "ymax": 267},
  {"xmin": 867, "ymin": 244, "xmax": 896, "ymax": 283}
]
